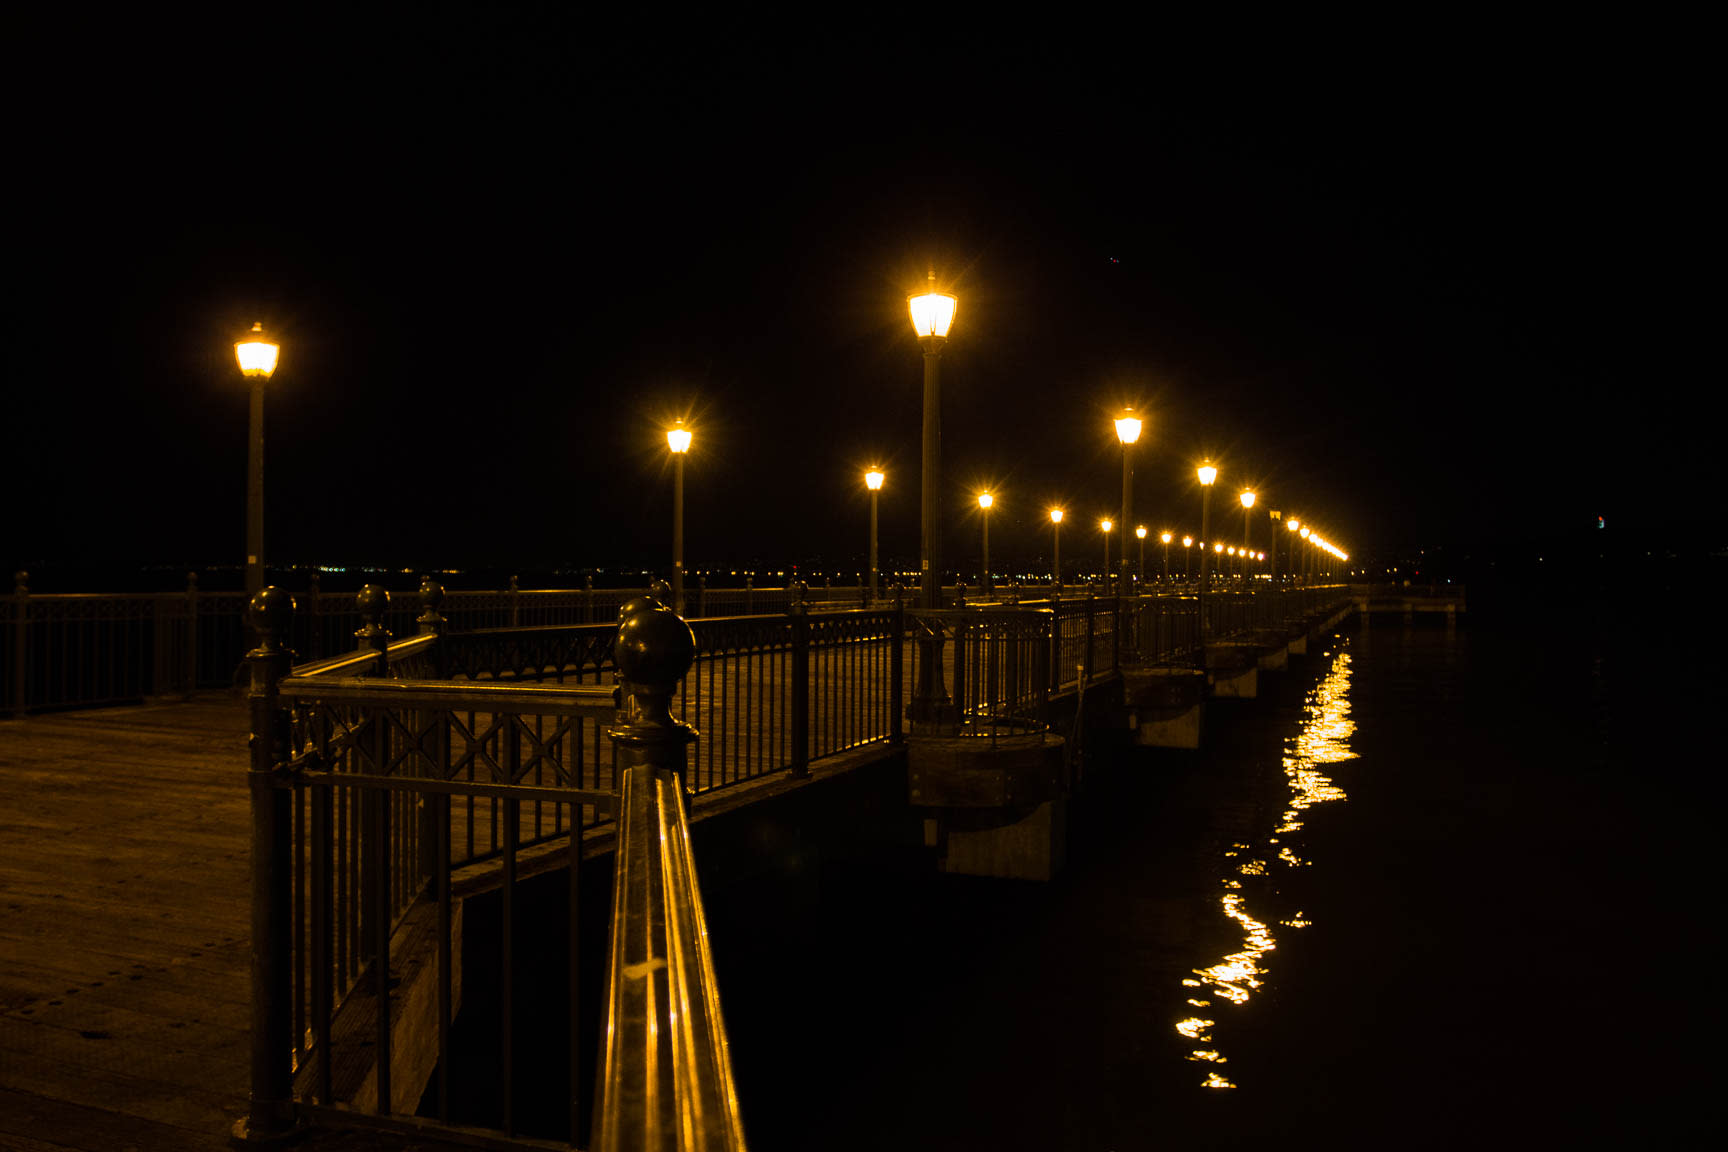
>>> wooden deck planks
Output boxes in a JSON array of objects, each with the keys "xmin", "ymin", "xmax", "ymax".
[{"xmin": 0, "ymin": 695, "xmax": 254, "ymax": 1150}]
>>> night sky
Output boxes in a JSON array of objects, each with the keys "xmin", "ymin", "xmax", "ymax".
[{"xmin": 9, "ymin": 14, "xmax": 1715, "ymax": 588}]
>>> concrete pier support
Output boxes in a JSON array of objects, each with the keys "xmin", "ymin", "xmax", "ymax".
[
  {"xmin": 1121, "ymin": 665, "xmax": 1207, "ymax": 749},
  {"xmin": 1204, "ymin": 643, "xmax": 1259, "ymax": 699},
  {"xmin": 908, "ymin": 734, "xmax": 1068, "ymax": 881}
]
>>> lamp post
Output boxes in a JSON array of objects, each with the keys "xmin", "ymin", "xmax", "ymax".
[
  {"xmin": 909, "ymin": 276, "xmax": 957, "ymax": 729},
  {"xmin": 1160, "ymin": 531, "xmax": 1172, "ymax": 582},
  {"xmin": 1182, "ymin": 535, "xmax": 1193, "ymax": 578},
  {"xmin": 235, "ymin": 323, "xmax": 280, "ymax": 604},
  {"xmin": 1135, "ymin": 526, "xmax": 1147, "ymax": 591},
  {"xmin": 1115, "ymin": 409, "xmax": 1141, "ymax": 599},
  {"xmin": 666, "ymin": 420, "xmax": 692, "ymax": 614},
  {"xmin": 1300, "ymin": 526, "xmax": 1312, "ymax": 586},
  {"xmin": 1100, "ymin": 519, "xmax": 1113, "ymax": 586},
  {"xmin": 1197, "ymin": 461, "xmax": 1217, "ymax": 595},
  {"xmin": 1239, "ymin": 490, "xmax": 1256, "ymax": 584},
  {"xmin": 1286, "ymin": 517, "xmax": 1300, "ymax": 587},
  {"xmin": 910, "ymin": 275, "xmax": 956, "ymax": 612},
  {"xmin": 865, "ymin": 469, "xmax": 884, "ymax": 602},
  {"xmin": 1050, "ymin": 507, "xmax": 1064, "ymax": 591},
  {"xmin": 977, "ymin": 491, "xmax": 993, "ymax": 594}
]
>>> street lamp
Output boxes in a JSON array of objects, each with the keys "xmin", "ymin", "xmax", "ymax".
[
  {"xmin": 666, "ymin": 420, "xmax": 692, "ymax": 614},
  {"xmin": 1136, "ymin": 525, "xmax": 1147, "ymax": 591},
  {"xmin": 864, "ymin": 469, "xmax": 884, "ymax": 602},
  {"xmin": 1115, "ymin": 408, "xmax": 1142, "ymax": 598},
  {"xmin": 1182, "ymin": 534, "xmax": 1193, "ymax": 578},
  {"xmin": 909, "ymin": 275, "xmax": 957, "ymax": 729},
  {"xmin": 1299, "ymin": 525, "xmax": 1312, "ymax": 586},
  {"xmin": 1160, "ymin": 531, "xmax": 1172, "ymax": 582},
  {"xmin": 977, "ymin": 491, "xmax": 993, "ymax": 594},
  {"xmin": 910, "ymin": 273, "xmax": 957, "ymax": 612},
  {"xmin": 1239, "ymin": 490, "xmax": 1256, "ymax": 583},
  {"xmin": 1100, "ymin": 518, "xmax": 1113, "ymax": 586},
  {"xmin": 1050, "ymin": 507, "xmax": 1064, "ymax": 590},
  {"xmin": 1197, "ymin": 461, "xmax": 1217, "ymax": 596},
  {"xmin": 236, "ymin": 322, "xmax": 280, "ymax": 603}
]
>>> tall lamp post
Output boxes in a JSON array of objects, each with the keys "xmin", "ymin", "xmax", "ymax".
[
  {"xmin": 1239, "ymin": 490, "xmax": 1255, "ymax": 583},
  {"xmin": 910, "ymin": 275, "xmax": 957, "ymax": 611},
  {"xmin": 1115, "ymin": 409, "xmax": 1141, "ymax": 598},
  {"xmin": 666, "ymin": 420, "xmax": 692, "ymax": 614},
  {"xmin": 1287, "ymin": 517, "xmax": 1301, "ymax": 587},
  {"xmin": 1050, "ymin": 507, "xmax": 1064, "ymax": 591},
  {"xmin": 1135, "ymin": 526, "xmax": 1147, "ymax": 591},
  {"xmin": 909, "ymin": 277, "xmax": 957, "ymax": 729},
  {"xmin": 236, "ymin": 323, "xmax": 280, "ymax": 604},
  {"xmin": 977, "ymin": 491, "xmax": 993, "ymax": 594},
  {"xmin": 1182, "ymin": 535, "xmax": 1193, "ymax": 578},
  {"xmin": 1160, "ymin": 531, "xmax": 1172, "ymax": 582},
  {"xmin": 1197, "ymin": 461, "xmax": 1217, "ymax": 642},
  {"xmin": 865, "ymin": 469, "xmax": 884, "ymax": 602},
  {"xmin": 1299, "ymin": 526, "xmax": 1312, "ymax": 586},
  {"xmin": 1100, "ymin": 519, "xmax": 1113, "ymax": 587}
]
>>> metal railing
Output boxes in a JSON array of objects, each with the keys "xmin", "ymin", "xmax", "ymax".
[{"xmin": 243, "ymin": 588, "xmax": 747, "ymax": 1150}]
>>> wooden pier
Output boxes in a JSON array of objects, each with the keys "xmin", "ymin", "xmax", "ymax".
[{"xmin": 0, "ymin": 695, "xmax": 471, "ymax": 1151}]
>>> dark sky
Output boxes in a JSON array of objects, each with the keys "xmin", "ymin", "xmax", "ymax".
[{"xmin": 8, "ymin": 14, "xmax": 1715, "ymax": 586}]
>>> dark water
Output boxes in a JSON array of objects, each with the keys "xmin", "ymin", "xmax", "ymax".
[{"xmin": 707, "ymin": 609, "xmax": 1718, "ymax": 1150}]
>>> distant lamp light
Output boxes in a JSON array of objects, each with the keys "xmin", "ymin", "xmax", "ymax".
[
  {"xmin": 667, "ymin": 421, "xmax": 692, "ymax": 454},
  {"xmin": 1136, "ymin": 526, "xmax": 1147, "ymax": 540},
  {"xmin": 235, "ymin": 322, "xmax": 279, "ymax": 378},
  {"xmin": 1182, "ymin": 535, "xmax": 1193, "ymax": 547},
  {"xmin": 1300, "ymin": 527, "xmax": 1311, "ymax": 539},
  {"xmin": 1288, "ymin": 518, "xmax": 1300, "ymax": 532},
  {"xmin": 1197, "ymin": 462, "xmax": 1217, "ymax": 486},
  {"xmin": 908, "ymin": 275, "xmax": 958, "ymax": 339},
  {"xmin": 1115, "ymin": 409, "xmax": 1142, "ymax": 445},
  {"xmin": 1101, "ymin": 519, "xmax": 1113, "ymax": 533},
  {"xmin": 978, "ymin": 491, "xmax": 993, "ymax": 510},
  {"xmin": 1050, "ymin": 508, "xmax": 1064, "ymax": 524},
  {"xmin": 1240, "ymin": 490, "xmax": 1256, "ymax": 509},
  {"xmin": 865, "ymin": 469, "xmax": 884, "ymax": 491},
  {"xmin": 1161, "ymin": 532, "xmax": 1172, "ymax": 544}
]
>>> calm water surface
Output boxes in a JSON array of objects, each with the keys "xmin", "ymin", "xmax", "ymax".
[{"xmin": 709, "ymin": 611, "xmax": 1715, "ymax": 1150}]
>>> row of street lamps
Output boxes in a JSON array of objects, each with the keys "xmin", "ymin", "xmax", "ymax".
[{"xmin": 231, "ymin": 284, "xmax": 1347, "ymax": 616}]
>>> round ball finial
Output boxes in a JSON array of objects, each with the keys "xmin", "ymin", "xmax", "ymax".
[
  {"xmin": 418, "ymin": 575, "xmax": 445, "ymax": 613},
  {"xmin": 356, "ymin": 584, "xmax": 390, "ymax": 622},
  {"xmin": 249, "ymin": 585, "xmax": 294, "ymax": 645},
  {"xmin": 614, "ymin": 604, "xmax": 696, "ymax": 688},
  {"xmin": 617, "ymin": 594, "xmax": 664, "ymax": 622}
]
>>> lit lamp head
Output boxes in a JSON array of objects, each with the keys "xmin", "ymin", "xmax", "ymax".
[
  {"xmin": 235, "ymin": 322, "xmax": 279, "ymax": 379},
  {"xmin": 1240, "ymin": 490, "xmax": 1256, "ymax": 510},
  {"xmin": 1100, "ymin": 519, "xmax": 1113, "ymax": 533},
  {"xmin": 1182, "ymin": 535, "xmax": 1192, "ymax": 548},
  {"xmin": 1214, "ymin": 542, "xmax": 1224, "ymax": 553},
  {"xmin": 1161, "ymin": 531, "xmax": 1172, "ymax": 544},
  {"xmin": 865, "ymin": 469, "xmax": 884, "ymax": 491},
  {"xmin": 667, "ymin": 421, "xmax": 692, "ymax": 454},
  {"xmin": 1300, "ymin": 527, "xmax": 1311, "ymax": 539},
  {"xmin": 1197, "ymin": 462, "xmax": 1217, "ymax": 486},
  {"xmin": 908, "ymin": 274, "xmax": 957, "ymax": 341},
  {"xmin": 1050, "ymin": 507, "xmax": 1064, "ymax": 525},
  {"xmin": 1288, "ymin": 518, "xmax": 1300, "ymax": 533},
  {"xmin": 1136, "ymin": 526, "xmax": 1147, "ymax": 540},
  {"xmin": 978, "ymin": 491, "xmax": 993, "ymax": 510},
  {"xmin": 1115, "ymin": 408, "xmax": 1142, "ymax": 446}
]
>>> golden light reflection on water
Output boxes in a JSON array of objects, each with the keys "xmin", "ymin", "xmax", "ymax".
[{"xmin": 1180, "ymin": 650, "xmax": 1357, "ymax": 1087}]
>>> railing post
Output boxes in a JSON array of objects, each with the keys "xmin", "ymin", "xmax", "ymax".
[
  {"xmin": 235, "ymin": 587, "xmax": 298, "ymax": 1145},
  {"xmin": 306, "ymin": 570, "xmax": 322, "ymax": 661},
  {"xmin": 608, "ymin": 597, "xmax": 699, "ymax": 793},
  {"xmin": 744, "ymin": 576, "xmax": 754, "ymax": 615},
  {"xmin": 509, "ymin": 574, "xmax": 521, "ymax": 628},
  {"xmin": 697, "ymin": 575, "xmax": 708, "ymax": 619},
  {"xmin": 184, "ymin": 572, "xmax": 200, "ymax": 697},
  {"xmin": 356, "ymin": 585, "xmax": 391, "ymax": 677},
  {"xmin": 418, "ymin": 576, "xmax": 447, "ymax": 674},
  {"xmin": 789, "ymin": 585, "xmax": 810, "ymax": 777},
  {"xmin": 889, "ymin": 584, "xmax": 905, "ymax": 746},
  {"xmin": 584, "ymin": 574, "xmax": 596, "ymax": 624},
  {"xmin": 1084, "ymin": 594, "xmax": 1096, "ymax": 683},
  {"xmin": 10, "ymin": 571, "xmax": 28, "ymax": 717}
]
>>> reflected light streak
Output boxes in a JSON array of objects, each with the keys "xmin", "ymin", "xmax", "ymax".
[{"xmin": 1176, "ymin": 643, "xmax": 1356, "ymax": 1086}]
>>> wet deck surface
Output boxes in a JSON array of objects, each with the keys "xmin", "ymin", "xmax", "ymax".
[{"xmin": 0, "ymin": 695, "xmax": 475, "ymax": 1151}]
